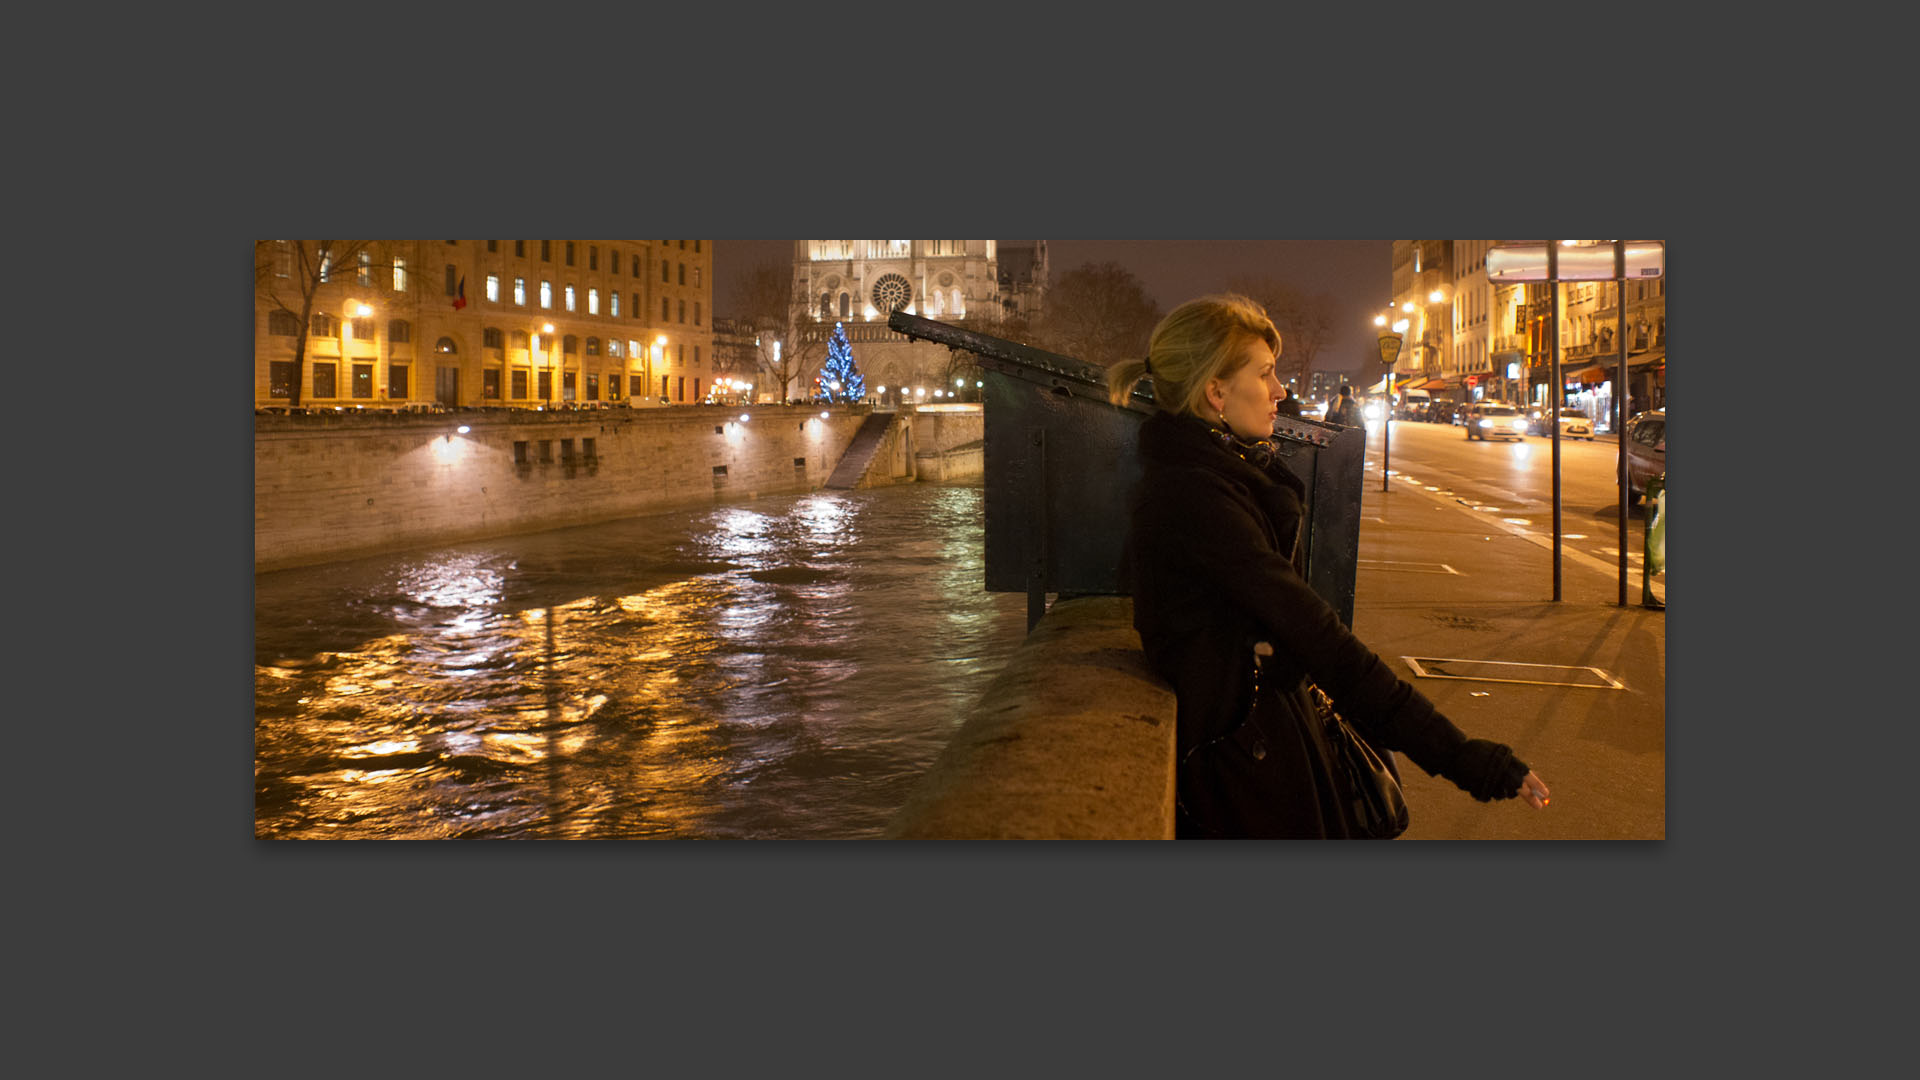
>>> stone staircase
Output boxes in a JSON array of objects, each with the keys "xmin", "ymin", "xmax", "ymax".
[{"xmin": 823, "ymin": 412, "xmax": 898, "ymax": 489}]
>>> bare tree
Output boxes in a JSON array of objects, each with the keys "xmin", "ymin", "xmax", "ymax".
[
  {"xmin": 1224, "ymin": 274, "xmax": 1339, "ymax": 389},
  {"xmin": 256, "ymin": 240, "xmax": 397, "ymax": 408},
  {"xmin": 726, "ymin": 259, "xmax": 829, "ymax": 402},
  {"xmin": 1026, "ymin": 261, "xmax": 1161, "ymax": 368}
]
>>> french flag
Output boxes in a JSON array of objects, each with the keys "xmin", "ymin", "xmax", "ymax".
[{"xmin": 453, "ymin": 275, "xmax": 468, "ymax": 310}]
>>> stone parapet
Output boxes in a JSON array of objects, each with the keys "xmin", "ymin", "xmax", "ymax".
[{"xmin": 887, "ymin": 596, "xmax": 1176, "ymax": 840}]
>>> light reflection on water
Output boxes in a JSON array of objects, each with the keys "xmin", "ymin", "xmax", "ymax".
[{"xmin": 254, "ymin": 484, "xmax": 1027, "ymax": 839}]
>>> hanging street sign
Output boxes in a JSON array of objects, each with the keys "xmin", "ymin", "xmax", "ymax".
[{"xmin": 1377, "ymin": 333, "xmax": 1403, "ymax": 368}]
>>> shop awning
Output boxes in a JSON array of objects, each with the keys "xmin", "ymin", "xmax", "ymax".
[
  {"xmin": 1572, "ymin": 365, "xmax": 1610, "ymax": 383},
  {"xmin": 1366, "ymin": 376, "xmax": 1390, "ymax": 395},
  {"xmin": 1410, "ymin": 378, "xmax": 1451, "ymax": 392}
]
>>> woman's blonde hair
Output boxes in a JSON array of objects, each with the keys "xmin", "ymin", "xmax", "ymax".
[{"xmin": 1106, "ymin": 293, "xmax": 1281, "ymax": 417}]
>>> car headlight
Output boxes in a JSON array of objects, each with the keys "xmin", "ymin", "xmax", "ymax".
[
  {"xmin": 1511, "ymin": 418, "xmax": 1528, "ymax": 431},
  {"xmin": 1478, "ymin": 419, "xmax": 1492, "ymax": 428}
]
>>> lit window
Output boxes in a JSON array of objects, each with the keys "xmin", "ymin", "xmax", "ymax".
[
  {"xmin": 393, "ymin": 258, "xmax": 407, "ymax": 292},
  {"xmin": 610, "ymin": 291, "xmax": 619, "ymax": 318},
  {"xmin": 541, "ymin": 280, "xmax": 552, "ymax": 309},
  {"xmin": 565, "ymin": 284, "xmax": 576, "ymax": 312},
  {"xmin": 358, "ymin": 251, "xmax": 372, "ymax": 286},
  {"xmin": 486, "ymin": 274, "xmax": 500, "ymax": 303},
  {"xmin": 588, "ymin": 288, "xmax": 599, "ymax": 315},
  {"xmin": 514, "ymin": 277, "xmax": 526, "ymax": 306}
]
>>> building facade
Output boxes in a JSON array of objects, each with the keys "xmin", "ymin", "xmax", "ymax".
[
  {"xmin": 1386, "ymin": 240, "xmax": 1456, "ymax": 397},
  {"xmin": 1392, "ymin": 239, "xmax": 1666, "ymax": 430},
  {"xmin": 788, "ymin": 240, "xmax": 1046, "ymax": 406},
  {"xmin": 255, "ymin": 239, "xmax": 714, "ymax": 411}
]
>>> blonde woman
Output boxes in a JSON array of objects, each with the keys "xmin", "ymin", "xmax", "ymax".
[{"xmin": 1111, "ymin": 295, "xmax": 1549, "ymax": 837}]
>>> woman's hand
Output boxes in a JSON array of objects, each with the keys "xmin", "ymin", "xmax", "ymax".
[{"xmin": 1519, "ymin": 771, "xmax": 1550, "ymax": 809}]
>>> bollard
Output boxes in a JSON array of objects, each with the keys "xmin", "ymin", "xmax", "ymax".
[{"xmin": 1642, "ymin": 472, "xmax": 1665, "ymax": 609}]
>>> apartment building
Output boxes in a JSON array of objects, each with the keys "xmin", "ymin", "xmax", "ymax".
[{"xmin": 255, "ymin": 239, "xmax": 714, "ymax": 410}]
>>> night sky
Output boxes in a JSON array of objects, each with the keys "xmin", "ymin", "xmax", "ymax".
[{"xmin": 712, "ymin": 238, "xmax": 1394, "ymax": 374}]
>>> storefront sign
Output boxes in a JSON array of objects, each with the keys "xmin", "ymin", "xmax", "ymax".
[{"xmin": 1486, "ymin": 241, "xmax": 1665, "ymax": 282}]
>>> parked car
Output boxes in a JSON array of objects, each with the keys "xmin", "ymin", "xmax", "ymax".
[
  {"xmin": 1465, "ymin": 402, "xmax": 1529, "ymax": 441},
  {"xmin": 1554, "ymin": 407, "xmax": 1595, "ymax": 440},
  {"xmin": 1536, "ymin": 403, "xmax": 1597, "ymax": 438},
  {"xmin": 1623, "ymin": 409, "xmax": 1666, "ymax": 501}
]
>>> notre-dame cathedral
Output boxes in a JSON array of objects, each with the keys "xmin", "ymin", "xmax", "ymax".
[{"xmin": 791, "ymin": 240, "xmax": 1046, "ymax": 406}]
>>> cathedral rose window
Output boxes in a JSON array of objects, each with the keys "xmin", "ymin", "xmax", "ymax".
[{"xmin": 871, "ymin": 273, "xmax": 912, "ymax": 314}]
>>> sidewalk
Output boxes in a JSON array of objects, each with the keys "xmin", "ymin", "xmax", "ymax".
[{"xmin": 1347, "ymin": 454, "xmax": 1666, "ymax": 840}]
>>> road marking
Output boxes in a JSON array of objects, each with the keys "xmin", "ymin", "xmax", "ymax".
[
  {"xmin": 1358, "ymin": 560, "xmax": 1461, "ymax": 575},
  {"xmin": 1371, "ymin": 465, "xmax": 1666, "ymax": 604}
]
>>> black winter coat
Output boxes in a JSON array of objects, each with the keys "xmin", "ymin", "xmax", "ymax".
[{"xmin": 1125, "ymin": 411, "xmax": 1526, "ymax": 838}]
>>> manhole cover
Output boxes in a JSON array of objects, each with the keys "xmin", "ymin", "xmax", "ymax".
[{"xmin": 1402, "ymin": 657, "xmax": 1625, "ymax": 689}]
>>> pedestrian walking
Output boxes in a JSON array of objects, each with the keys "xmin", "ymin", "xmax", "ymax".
[
  {"xmin": 1275, "ymin": 384, "xmax": 1303, "ymax": 419},
  {"xmin": 1107, "ymin": 294, "xmax": 1550, "ymax": 838},
  {"xmin": 1325, "ymin": 383, "xmax": 1363, "ymax": 429}
]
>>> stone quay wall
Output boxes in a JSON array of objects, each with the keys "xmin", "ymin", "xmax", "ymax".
[
  {"xmin": 255, "ymin": 404, "xmax": 983, "ymax": 572},
  {"xmin": 887, "ymin": 596, "xmax": 1177, "ymax": 840}
]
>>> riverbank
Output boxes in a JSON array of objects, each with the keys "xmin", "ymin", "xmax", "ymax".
[{"xmin": 255, "ymin": 403, "xmax": 982, "ymax": 572}]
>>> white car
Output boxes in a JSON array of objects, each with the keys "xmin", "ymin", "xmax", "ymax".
[
  {"xmin": 1555, "ymin": 408, "xmax": 1595, "ymax": 441},
  {"xmin": 1465, "ymin": 402, "xmax": 1529, "ymax": 441}
]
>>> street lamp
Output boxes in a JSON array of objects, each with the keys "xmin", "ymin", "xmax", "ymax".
[
  {"xmin": 341, "ymin": 302, "xmax": 374, "ymax": 407},
  {"xmin": 540, "ymin": 322, "xmax": 557, "ymax": 408},
  {"xmin": 654, "ymin": 334, "xmax": 667, "ymax": 404}
]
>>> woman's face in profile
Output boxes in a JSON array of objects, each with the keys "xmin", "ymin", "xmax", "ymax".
[{"xmin": 1210, "ymin": 338, "xmax": 1284, "ymax": 440}]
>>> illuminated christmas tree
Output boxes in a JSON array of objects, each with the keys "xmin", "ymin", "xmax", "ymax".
[{"xmin": 817, "ymin": 321, "xmax": 864, "ymax": 403}]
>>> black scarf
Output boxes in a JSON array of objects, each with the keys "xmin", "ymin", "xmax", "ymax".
[{"xmin": 1137, "ymin": 411, "xmax": 1307, "ymax": 565}]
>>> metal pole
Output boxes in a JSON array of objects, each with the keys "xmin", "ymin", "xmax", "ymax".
[
  {"xmin": 1615, "ymin": 241, "xmax": 1629, "ymax": 606},
  {"xmin": 1548, "ymin": 244, "xmax": 1562, "ymax": 602},
  {"xmin": 1381, "ymin": 371, "xmax": 1392, "ymax": 492}
]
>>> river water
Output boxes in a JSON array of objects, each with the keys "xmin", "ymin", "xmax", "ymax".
[{"xmin": 253, "ymin": 482, "xmax": 1029, "ymax": 839}]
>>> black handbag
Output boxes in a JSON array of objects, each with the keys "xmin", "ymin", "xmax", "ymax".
[{"xmin": 1308, "ymin": 684, "xmax": 1410, "ymax": 840}]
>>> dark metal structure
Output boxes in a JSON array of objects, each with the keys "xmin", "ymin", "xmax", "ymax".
[{"xmin": 889, "ymin": 312, "xmax": 1366, "ymax": 630}]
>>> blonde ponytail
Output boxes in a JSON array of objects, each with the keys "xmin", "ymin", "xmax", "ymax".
[{"xmin": 1107, "ymin": 356, "xmax": 1152, "ymax": 406}]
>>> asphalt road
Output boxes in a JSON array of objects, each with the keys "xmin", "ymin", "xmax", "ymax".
[{"xmin": 1361, "ymin": 418, "xmax": 1660, "ymax": 596}]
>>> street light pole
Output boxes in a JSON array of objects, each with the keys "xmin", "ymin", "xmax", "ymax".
[
  {"xmin": 542, "ymin": 323, "xmax": 557, "ymax": 408},
  {"xmin": 1376, "ymin": 323, "xmax": 1403, "ymax": 492},
  {"xmin": 1548, "ymin": 244, "xmax": 1562, "ymax": 602}
]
